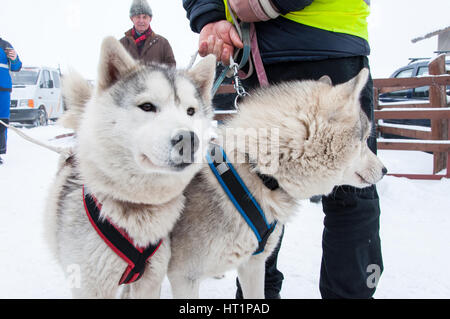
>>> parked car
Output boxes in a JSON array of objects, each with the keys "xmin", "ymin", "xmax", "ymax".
[
  {"xmin": 379, "ymin": 57, "xmax": 450, "ymax": 128},
  {"xmin": 9, "ymin": 66, "xmax": 63, "ymax": 126}
]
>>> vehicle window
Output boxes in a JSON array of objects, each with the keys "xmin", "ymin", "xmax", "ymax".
[
  {"xmin": 39, "ymin": 72, "xmax": 44, "ymax": 88},
  {"xmin": 41, "ymin": 70, "xmax": 51, "ymax": 88},
  {"xmin": 384, "ymin": 68, "xmax": 415, "ymax": 98},
  {"xmin": 395, "ymin": 68, "xmax": 414, "ymax": 78},
  {"xmin": 417, "ymin": 66, "xmax": 429, "ymax": 77},
  {"xmin": 11, "ymin": 69, "xmax": 40, "ymax": 85},
  {"xmin": 51, "ymin": 71, "xmax": 61, "ymax": 88},
  {"xmin": 414, "ymin": 66, "xmax": 430, "ymax": 98}
]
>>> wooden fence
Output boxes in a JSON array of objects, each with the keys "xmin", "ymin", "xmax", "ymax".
[{"xmin": 373, "ymin": 54, "xmax": 450, "ymax": 180}]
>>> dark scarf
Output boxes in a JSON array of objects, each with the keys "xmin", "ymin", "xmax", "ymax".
[{"xmin": 132, "ymin": 27, "xmax": 152, "ymax": 53}]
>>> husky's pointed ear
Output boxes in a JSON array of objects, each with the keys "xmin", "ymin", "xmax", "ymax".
[
  {"xmin": 97, "ymin": 36, "xmax": 138, "ymax": 92},
  {"xmin": 318, "ymin": 75, "xmax": 332, "ymax": 86},
  {"xmin": 59, "ymin": 70, "xmax": 92, "ymax": 131},
  {"xmin": 187, "ymin": 54, "xmax": 217, "ymax": 103},
  {"xmin": 346, "ymin": 68, "xmax": 369, "ymax": 101}
]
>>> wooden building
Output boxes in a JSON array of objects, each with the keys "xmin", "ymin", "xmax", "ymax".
[{"xmin": 412, "ymin": 25, "xmax": 450, "ymax": 54}]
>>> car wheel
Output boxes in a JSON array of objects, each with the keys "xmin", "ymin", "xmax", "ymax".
[{"xmin": 34, "ymin": 108, "xmax": 48, "ymax": 127}]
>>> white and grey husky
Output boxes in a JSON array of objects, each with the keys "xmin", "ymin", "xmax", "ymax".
[
  {"xmin": 167, "ymin": 68, "xmax": 387, "ymax": 299},
  {"xmin": 44, "ymin": 37, "xmax": 216, "ymax": 298}
]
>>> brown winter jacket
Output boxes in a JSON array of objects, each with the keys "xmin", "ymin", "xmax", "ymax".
[{"xmin": 120, "ymin": 29, "xmax": 176, "ymax": 67}]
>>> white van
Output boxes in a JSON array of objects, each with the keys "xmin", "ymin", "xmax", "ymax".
[{"xmin": 9, "ymin": 66, "xmax": 63, "ymax": 126}]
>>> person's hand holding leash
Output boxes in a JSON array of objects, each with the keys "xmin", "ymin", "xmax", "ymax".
[
  {"xmin": 199, "ymin": 20, "xmax": 243, "ymax": 65},
  {"xmin": 198, "ymin": 1, "xmax": 280, "ymax": 64}
]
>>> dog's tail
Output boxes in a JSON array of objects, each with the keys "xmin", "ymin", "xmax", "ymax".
[{"xmin": 58, "ymin": 70, "xmax": 93, "ymax": 131}]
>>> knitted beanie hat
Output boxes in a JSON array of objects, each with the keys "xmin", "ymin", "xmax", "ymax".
[{"xmin": 129, "ymin": 0, "xmax": 153, "ymax": 18}]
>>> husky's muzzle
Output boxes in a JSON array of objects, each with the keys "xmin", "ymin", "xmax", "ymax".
[{"xmin": 170, "ymin": 130, "xmax": 200, "ymax": 169}]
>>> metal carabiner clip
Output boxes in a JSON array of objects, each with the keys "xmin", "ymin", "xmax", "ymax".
[
  {"xmin": 230, "ymin": 57, "xmax": 250, "ymax": 110},
  {"xmin": 234, "ymin": 93, "xmax": 250, "ymax": 111}
]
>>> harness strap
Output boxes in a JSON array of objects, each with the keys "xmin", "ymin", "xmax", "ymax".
[
  {"xmin": 206, "ymin": 144, "xmax": 277, "ymax": 255},
  {"xmin": 83, "ymin": 186, "xmax": 162, "ymax": 285}
]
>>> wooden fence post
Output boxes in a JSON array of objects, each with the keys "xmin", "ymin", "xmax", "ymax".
[{"xmin": 428, "ymin": 54, "xmax": 448, "ymax": 173}]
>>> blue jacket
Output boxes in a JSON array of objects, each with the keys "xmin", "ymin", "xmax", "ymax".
[
  {"xmin": 0, "ymin": 38, "xmax": 22, "ymax": 119},
  {"xmin": 0, "ymin": 38, "xmax": 22, "ymax": 92},
  {"xmin": 183, "ymin": 0, "xmax": 370, "ymax": 64}
]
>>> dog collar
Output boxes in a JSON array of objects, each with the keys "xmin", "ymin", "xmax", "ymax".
[
  {"xmin": 82, "ymin": 186, "xmax": 162, "ymax": 285},
  {"xmin": 206, "ymin": 144, "xmax": 277, "ymax": 255}
]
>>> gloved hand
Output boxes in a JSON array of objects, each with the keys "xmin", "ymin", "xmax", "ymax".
[{"xmin": 228, "ymin": 0, "xmax": 280, "ymax": 22}]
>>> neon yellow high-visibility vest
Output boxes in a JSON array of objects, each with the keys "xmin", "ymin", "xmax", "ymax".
[
  {"xmin": 283, "ymin": 0, "xmax": 370, "ymax": 41},
  {"xmin": 224, "ymin": 0, "xmax": 370, "ymax": 41}
]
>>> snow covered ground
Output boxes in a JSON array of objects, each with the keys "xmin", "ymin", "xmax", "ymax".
[{"xmin": 0, "ymin": 124, "xmax": 449, "ymax": 299}]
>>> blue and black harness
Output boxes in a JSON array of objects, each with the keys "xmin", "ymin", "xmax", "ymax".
[{"xmin": 206, "ymin": 144, "xmax": 278, "ymax": 255}]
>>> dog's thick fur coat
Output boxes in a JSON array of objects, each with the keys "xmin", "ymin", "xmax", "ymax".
[
  {"xmin": 44, "ymin": 37, "xmax": 216, "ymax": 298},
  {"xmin": 167, "ymin": 69, "xmax": 387, "ymax": 299}
]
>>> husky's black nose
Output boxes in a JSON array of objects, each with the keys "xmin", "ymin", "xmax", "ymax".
[
  {"xmin": 170, "ymin": 130, "xmax": 200, "ymax": 168},
  {"xmin": 382, "ymin": 167, "xmax": 388, "ymax": 176}
]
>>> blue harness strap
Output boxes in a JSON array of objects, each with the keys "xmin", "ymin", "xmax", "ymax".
[{"xmin": 206, "ymin": 144, "xmax": 277, "ymax": 255}]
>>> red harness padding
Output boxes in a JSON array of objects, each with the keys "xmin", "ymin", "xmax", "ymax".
[{"xmin": 83, "ymin": 186, "xmax": 162, "ymax": 285}]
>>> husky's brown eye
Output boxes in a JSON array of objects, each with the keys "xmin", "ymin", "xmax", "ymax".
[
  {"xmin": 138, "ymin": 103, "xmax": 157, "ymax": 113},
  {"xmin": 187, "ymin": 107, "xmax": 196, "ymax": 116}
]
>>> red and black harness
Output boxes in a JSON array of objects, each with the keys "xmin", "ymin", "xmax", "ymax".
[{"xmin": 83, "ymin": 186, "xmax": 162, "ymax": 285}]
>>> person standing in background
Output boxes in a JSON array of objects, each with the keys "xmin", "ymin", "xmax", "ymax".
[
  {"xmin": 0, "ymin": 37, "xmax": 22, "ymax": 165},
  {"xmin": 120, "ymin": 0, "xmax": 176, "ymax": 67},
  {"xmin": 183, "ymin": 0, "xmax": 383, "ymax": 299}
]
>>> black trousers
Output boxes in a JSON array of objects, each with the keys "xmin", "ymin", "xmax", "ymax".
[
  {"xmin": 236, "ymin": 56, "xmax": 383, "ymax": 299},
  {"xmin": 0, "ymin": 118, "xmax": 8, "ymax": 155}
]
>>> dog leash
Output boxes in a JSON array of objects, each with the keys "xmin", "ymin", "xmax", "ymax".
[
  {"xmin": 248, "ymin": 23, "xmax": 269, "ymax": 87},
  {"xmin": 210, "ymin": 21, "xmax": 272, "ymax": 110},
  {"xmin": 218, "ymin": 5, "xmax": 270, "ymax": 89},
  {"xmin": 210, "ymin": 21, "xmax": 252, "ymax": 98},
  {"xmin": 0, "ymin": 120, "xmax": 66, "ymax": 154},
  {"xmin": 190, "ymin": 8, "xmax": 269, "ymax": 102}
]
